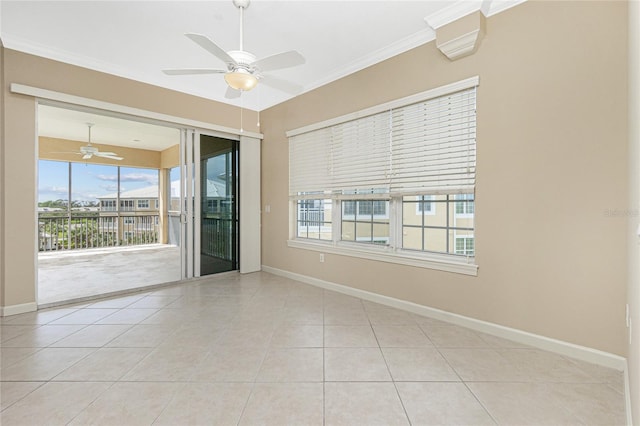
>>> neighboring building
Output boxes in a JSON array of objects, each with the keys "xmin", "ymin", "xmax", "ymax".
[
  {"xmin": 96, "ymin": 178, "xmax": 227, "ymax": 244},
  {"xmin": 97, "ymin": 185, "xmax": 161, "ymax": 245}
]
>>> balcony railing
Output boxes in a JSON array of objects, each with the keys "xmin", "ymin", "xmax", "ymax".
[
  {"xmin": 201, "ymin": 216, "xmax": 234, "ymax": 260},
  {"xmin": 298, "ymin": 209, "xmax": 324, "ymax": 226},
  {"xmin": 38, "ymin": 212, "xmax": 159, "ymax": 252}
]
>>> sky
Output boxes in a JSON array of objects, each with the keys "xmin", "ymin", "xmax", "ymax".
[
  {"xmin": 38, "ymin": 160, "xmax": 162, "ymax": 203},
  {"xmin": 39, "ymin": 158, "xmax": 225, "ymax": 203}
]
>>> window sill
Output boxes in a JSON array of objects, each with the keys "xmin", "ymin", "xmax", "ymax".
[{"xmin": 287, "ymin": 239, "xmax": 478, "ymax": 276}]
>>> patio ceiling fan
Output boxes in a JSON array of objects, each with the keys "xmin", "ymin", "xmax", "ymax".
[
  {"xmin": 74, "ymin": 123, "xmax": 123, "ymax": 161},
  {"xmin": 162, "ymin": 0, "xmax": 305, "ymax": 99}
]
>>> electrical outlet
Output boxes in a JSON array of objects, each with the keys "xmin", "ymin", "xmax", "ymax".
[
  {"xmin": 319, "ymin": 253, "xmax": 325, "ymax": 263},
  {"xmin": 264, "ymin": 205, "xmax": 271, "ymax": 213}
]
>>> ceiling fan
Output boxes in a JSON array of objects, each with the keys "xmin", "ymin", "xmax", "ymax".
[
  {"xmin": 75, "ymin": 123, "xmax": 123, "ymax": 161},
  {"xmin": 162, "ymin": 0, "xmax": 305, "ymax": 99}
]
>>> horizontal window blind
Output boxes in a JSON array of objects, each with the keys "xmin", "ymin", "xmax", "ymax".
[
  {"xmin": 289, "ymin": 127, "xmax": 332, "ymax": 195},
  {"xmin": 391, "ymin": 87, "xmax": 476, "ymax": 195},
  {"xmin": 331, "ymin": 112, "xmax": 391, "ymax": 196},
  {"xmin": 289, "ymin": 84, "xmax": 476, "ymax": 197}
]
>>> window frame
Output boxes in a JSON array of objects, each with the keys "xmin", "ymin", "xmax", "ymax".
[
  {"xmin": 289, "ymin": 195, "xmax": 477, "ymax": 276},
  {"xmin": 401, "ymin": 194, "xmax": 474, "ymax": 256},
  {"xmin": 296, "ymin": 198, "xmax": 333, "ymax": 241},
  {"xmin": 340, "ymin": 199, "xmax": 390, "ymax": 246}
]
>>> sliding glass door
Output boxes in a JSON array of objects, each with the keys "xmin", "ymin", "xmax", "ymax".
[
  {"xmin": 199, "ymin": 135, "xmax": 238, "ymax": 275},
  {"xmin": 180, "ymin": 131, "xmax": 239, "ymax": 278}
]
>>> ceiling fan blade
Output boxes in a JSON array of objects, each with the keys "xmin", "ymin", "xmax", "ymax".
[
  {"xmin": 224, "ymin": 86, "xmax": 242, "ymax": 99},
  {"xmin": 82, "ymin": 154, "xmax": 92, "ymax": 160},
  {"xmin": 260, "ymin": 75, "xmax": 303, "ymax": 94},
  {"xmin": 185, "ymin": 33, "xmax": 237, "ymax": 66},
  {"xmin": 163, "ymin": 68, "xmax": 226, "ymax": 75},
  {"xmin": 95, "ymin": 153, "xmax": 123, "ymax": 161},
  {"xmin": 252, "ymin": 50, "xmax": 305, "ymax": 72}
]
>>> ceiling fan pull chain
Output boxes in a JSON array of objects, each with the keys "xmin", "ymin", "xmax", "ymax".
[{"xmin": 240, "ymin": 92, "xmax": 244, "ymax": 133}]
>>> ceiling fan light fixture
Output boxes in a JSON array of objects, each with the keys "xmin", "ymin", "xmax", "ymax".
[{"xmin": 224, "ymin": 69, "xmax": 258, "ymax": 91}]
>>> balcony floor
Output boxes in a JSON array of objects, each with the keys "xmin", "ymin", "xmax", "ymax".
[{"xmin": 38, "ymin": 244, "xmax": 181, "ymax": 306}]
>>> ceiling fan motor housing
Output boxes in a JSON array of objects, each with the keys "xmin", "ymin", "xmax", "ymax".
[
  {"xmin": 80, "ymin": 145, "xmax": 98, "ymax": 155},
  {"xmin": 228, "ymin": 50, "xmax": 258, "ymax": 72},
  {"xmin": 232, "ymin": 0, "xmax": 250, "ymax": 9}
]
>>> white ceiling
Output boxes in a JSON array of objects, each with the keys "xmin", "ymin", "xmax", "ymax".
[
  {"xmin": 1, "ymin": 0, "xmax": 525, "ymax": 111},
  {"xmin": 2, "ymin": 0, "xmax": 525, "ymax": 150}
]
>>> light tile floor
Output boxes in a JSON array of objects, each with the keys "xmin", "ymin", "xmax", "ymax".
[{"xmin": 1, "ymin": 272, "xmax": 627, "ymax": 425}]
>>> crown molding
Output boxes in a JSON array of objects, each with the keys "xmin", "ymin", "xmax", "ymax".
[
  {"xmin": 2, "ymin": 34, "xmax": 133, "ymax": 81},
  {"xmin": 484, "ymin": 0, "xmax": 528, "ymax": 17},
  {"xmin": 424, "ymin": 0, "xmax": 484, "ymax": 30},
  {"xmin": 424, "ymin": 0, "xmax": 527, "ymax": 30}
]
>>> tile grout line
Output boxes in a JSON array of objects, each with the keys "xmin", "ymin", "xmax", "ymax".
[{"xmin": 366, "ymin": 300, "xmax": 413, "ymax": 425}]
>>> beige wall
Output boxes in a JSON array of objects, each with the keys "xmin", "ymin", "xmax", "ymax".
[
  {"xmin": 1, "ymin": 48, "xmax": 256, "ymax": 309},
  {"xmin": 0, "ymin": 42, "xmax": 5, "ymax": 308},
  {"xmin": 261, "ymin": 1, "xmax": 628, "ymax": 356},
  {"xmin": 628, "ymin": 0, "xmax": 639, "ymax": 421},
  {"xmin": 160, "ymin": 144, "xmax": 180, "ymax": 169}
]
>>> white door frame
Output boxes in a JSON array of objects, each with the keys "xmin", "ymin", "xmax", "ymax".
[{"xmin": 15, "ymin": 84, "xmax": 263, "ymax": 299}]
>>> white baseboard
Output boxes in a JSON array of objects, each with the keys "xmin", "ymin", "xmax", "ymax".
[
  {"xmin": 0, "ymin": 302, "xmax": 38, "ymax": 317},
  {"xmin": 262, "ymin": 265, "xmax": 627, "ymax": 371}
]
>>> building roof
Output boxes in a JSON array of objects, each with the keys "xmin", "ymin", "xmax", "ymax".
[{"xmin": 98, "ymin": 179, "xmax": 226, "ymax": 200}]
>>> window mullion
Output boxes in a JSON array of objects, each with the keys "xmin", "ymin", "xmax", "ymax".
[
  {"xmin": 333, "ymin": 199, "xmax": 341, "ymax": 244},
  {"xmin": 390, "ymin": 197, "xmax": 401, "ymax": 250}
]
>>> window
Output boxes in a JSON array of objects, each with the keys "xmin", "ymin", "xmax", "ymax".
[
  {"xmin": 402, "ymin": 194, "xmax": 474, "ymax": 256},
  {"xmin": 455, "ymin": 194, "xmax": 475, "ymax": 216},
  {"xmin": 120, "ymin": 200, "xmax": 134, "ymax": 211},
  {"xmin": 123, "ymin": 216, "xmax": 135, "ymax": 224},
  {"xmin": 100, "ymin": 216, "xmax": 115, "ymax": 224},
  {"xmin": 287, "ymin": 77, "xmax": 478, "ymax": 274},
  {"xmin": 206, "ymin": 199, "xmax": 220, "ymax": 213},
  {"xmin": 342, "ymin": 200, "xmax": 389, "ymax": 219},
  {"xmin": 415, "ymin": 195, "xmax": 435, "ymax": 215},
  {"xmin": 342, "ymin": 200, "xmax": 389, "ymax": 245},
  {"xmin": 155, "ymin": 199, "xmax": 159, "ymax": 210},
  {"xmin": 455, "ymin": 236, "xmax": 475, "ymax": 256},
  {"xmin": 101, "ymin": 200, "xmax": 116, "ymax": 211},
  {"xmin": 343, "ymin": 201, "xmax": 356, "ymax": 216},
  {"xmin": 297, "ymin": 199, "xmax": 332, "ymax": 240},
  {"xmin": 137, "ymin": 199, "xmax": 149, "ymax": 209}
]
